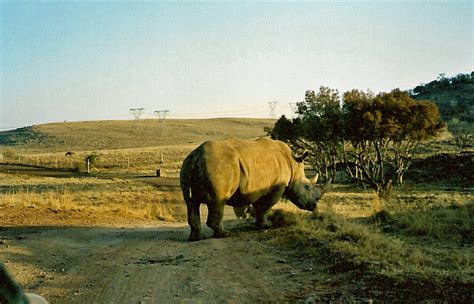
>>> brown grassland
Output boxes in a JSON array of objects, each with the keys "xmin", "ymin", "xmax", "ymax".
[{"xmin": 0, "ymin": 118, "xmax": 473, "ymax": 302}]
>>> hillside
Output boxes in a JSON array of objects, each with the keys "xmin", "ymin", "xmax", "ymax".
[
  {"xmin": 0, "ymin": 118, "xmax": 274, "ymax": 153},
  {"xmin": 411, "ymin": 72, "xmax": 474, "ymax": 124}
]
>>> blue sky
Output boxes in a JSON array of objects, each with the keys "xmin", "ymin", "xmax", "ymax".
[{"xmin": 1, "ymin": 1, "xmax": 472, "ymax": 130}]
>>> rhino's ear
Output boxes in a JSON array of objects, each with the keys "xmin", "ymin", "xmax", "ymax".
[{"xmin": 294, "ymin": 150, "xmax": 309, "ymax": 163}]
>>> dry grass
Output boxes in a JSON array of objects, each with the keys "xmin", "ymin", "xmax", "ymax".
[
  {"xmin": 1, "ymin": 118, "xmax": 273, "ymax": 152},
  {"xmin": 1, "ymin": 118, "xmax": 472, "ymax": 300},
  {"xmin": 3, "ymin": 144, "xmax": 196, "ymax": 177},
  {"xmin": 1, "ymin": 118, "xmax": 274, "ymax": 176},
  {"xmin": 266, "ymin": 186, "xmax": 473, "ymax": 300},
  {"xmin": 0, "ymin": 173, "xmax": 185, "ymax": 224}
]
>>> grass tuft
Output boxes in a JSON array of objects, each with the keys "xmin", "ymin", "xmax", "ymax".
[{"xmin": 265, "ymin": 202, "xmax": 473, "ymax": 301}]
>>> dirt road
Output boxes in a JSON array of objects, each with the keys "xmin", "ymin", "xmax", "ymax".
[
  {"xmin": 0, "ymin": 164, "xmax": 341, "ymax": 303},
  {"xmin": 1, "ymin": 218, "xmax": 336, "ymax": 303}
]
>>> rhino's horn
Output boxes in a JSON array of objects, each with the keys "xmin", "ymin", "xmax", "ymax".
[{"xmin": 310, "ymin": 174, "xmax": 319, "ymax": 185}]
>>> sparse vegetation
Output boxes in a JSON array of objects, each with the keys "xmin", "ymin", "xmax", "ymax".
[
  {"xmin": 271, "ymin": 87, "xmax": 445, "ymax": 198},
  {"xmin": 0, "ymin": 117, "xmax": 472, "ymax": 302},
  {"xmin": 267, "ymin": 188, "xmax": 473, "ymax": 301},
  {"xmin": 411, "ymin": 72, "xmax": 474, "ymax": 150},
  {"xmin": 0, "ymin": 118, "xmax": 272, "ymax": 153},
  {"xmin": 0, "ymin": 173, "xmax": 185, "ymax": 225}
]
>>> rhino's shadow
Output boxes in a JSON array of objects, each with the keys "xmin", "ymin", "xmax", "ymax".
[{"xmin": 224, "ymin": 218, "xmax": 267, "ymax": 234}]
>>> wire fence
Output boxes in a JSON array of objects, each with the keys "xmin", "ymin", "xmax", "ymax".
[{"xmin": 0, "ymin": 147, "xmax": 193, "ymax": 177}]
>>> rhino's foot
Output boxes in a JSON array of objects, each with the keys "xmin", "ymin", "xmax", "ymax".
[
  {"xmin": 212, "ymin": 229, "xmax": 230, "ymax": 239},
  {"xmin": 188, "ymin": 232, "xmax": 203, "ymax": 242}
]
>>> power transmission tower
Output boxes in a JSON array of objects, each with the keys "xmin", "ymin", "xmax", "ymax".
[
  {"xmin": 130, "ymin": 108, "xmax": 145, "ymax": 119},
  {"xmin": 268, "ymin": 101, "xmax": 278, "ymax": 118},
  {"xmin": 130, "ymin": 108, "xmax": 145, "ymax": 130},
  {"xmin": 289, "ymin": 102, "xmax": 297, "ymax": 116},
  {"xmin": 154, "ymin": 110, "xmax": 170, "ymax": 134}
]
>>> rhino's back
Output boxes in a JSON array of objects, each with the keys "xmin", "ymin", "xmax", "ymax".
[{"xmin": 199, "ymin": 139, "xmax": 294, "ymax": 201}]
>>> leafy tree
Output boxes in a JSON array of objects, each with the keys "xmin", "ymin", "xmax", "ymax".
[
  {"xmin": 343, "ymin": 89, "xmax": 445, "ymax": 197},
  {"xmin": 271, "ymin": 87, "xmax": 343, "ymax": 180},
  {"xmin": 270, "ymin": 88, "xmax": 445, "ymax": 199}
]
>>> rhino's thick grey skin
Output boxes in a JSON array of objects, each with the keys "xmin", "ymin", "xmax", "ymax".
[{"xmin": 180, "ymin": 138, "xmax": 330, "ymax": 242}]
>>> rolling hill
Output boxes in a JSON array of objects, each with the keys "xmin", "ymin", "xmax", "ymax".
[{"xmin": 0, "ymin": 118, "xmax": 274, "ymax": 153}]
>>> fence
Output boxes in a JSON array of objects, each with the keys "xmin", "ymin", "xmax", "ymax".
[{"xmin": 0, "ymin": 145, "xmax": 195, "ymax": 177}]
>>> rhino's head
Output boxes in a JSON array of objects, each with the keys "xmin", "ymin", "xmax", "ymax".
[{"xmin": 285, "ymin": 151, "xmax": 331, "ymax": 211}]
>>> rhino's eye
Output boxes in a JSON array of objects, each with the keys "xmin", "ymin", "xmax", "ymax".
[{"xmin": 304, "ymin": 185, "xmax": 310, "ymax": 190}]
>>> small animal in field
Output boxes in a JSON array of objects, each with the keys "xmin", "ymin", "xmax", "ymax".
[
  {"xmin": 180, "ymin": 138, "xmax": 331, "ymax": 241},
  {"xmin": 0, "ymin": 263, "xmax": 48, "ymax": 304},
  {"xmin": 65, "ymin": 151, "xmax": 74, "ymax": 157}
]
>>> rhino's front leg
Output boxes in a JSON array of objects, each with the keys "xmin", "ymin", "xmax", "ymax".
[
  {"xmin": 206, "ymin": 201, "xmax": 231, "ymax": 238},
  {"xmin": 186, "ymin": 199, "xmax": 202, "ymax": 242},
  {"xmin": 254, "ymin": 186, "xmax": 285, "ymax": 229}
]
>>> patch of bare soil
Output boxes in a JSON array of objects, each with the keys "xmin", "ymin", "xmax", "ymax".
[
  {"xmin": 1, "ymin": 213, "xmax": 351, "ymax": 303},
  {"xmin": 2, "ymin": 164, "xmax": 469, "ymax": 302},
  {"xmin": 0, "ymin": 164, "xmax": 82, "ymax": 178}
]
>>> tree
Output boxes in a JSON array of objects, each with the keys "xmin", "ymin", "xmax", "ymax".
[
  {"xmin": 271, "ymin": 87, "xmax": 343, "ymax": 181},
  {"xmin": 270, "ymin": 87, "xmax": 445, "ymax": 199},
  {"xmin": 412, "ymin": 72, "xmax": 474, "ymax": 124},
  {"xmin": 343, "ymin": 89, "xmax": 445, "ymax": 197}
]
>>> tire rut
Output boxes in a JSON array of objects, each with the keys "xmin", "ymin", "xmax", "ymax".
[{"xmin": 1, "ymin": 221, "xmax": 315, "ymax": 303}]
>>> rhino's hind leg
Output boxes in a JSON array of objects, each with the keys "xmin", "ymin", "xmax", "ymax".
[
  {"xmin": 186, "ymin": 198, "xmax": 202, "ymax": 241},
  {"xmin": 233, "ymin": 206, "xmax": 248, "ymax": 219},
  {"xmin": 254, "ymin": 186, "xmax": 285, "ymax": 229},
  {"xmin": 207, "ymin": 201, "xmax": 230, "ymax": 238}
]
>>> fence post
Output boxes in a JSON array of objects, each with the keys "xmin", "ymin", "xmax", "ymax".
[{"xmin": 87, "ymin": 159, "xmax": 90, "ymax": 173}]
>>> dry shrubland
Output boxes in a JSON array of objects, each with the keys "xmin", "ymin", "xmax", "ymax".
[
  {"xmin": 1, "ymin": 118, "xmax": 472, "ymax": 301},
  {"xmin": 267, "ymin": 188, "xmax": 473, "ymax": 301},
  {"xmin": 0, "ymin": 173, "xmax": 185, "ymax": 225}
]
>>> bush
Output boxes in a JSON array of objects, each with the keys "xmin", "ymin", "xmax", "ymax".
[{"xmin": 85, "ymin": 153, "xmax": 99, "ymax": 166}]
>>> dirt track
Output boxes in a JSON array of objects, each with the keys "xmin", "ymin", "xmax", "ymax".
[
  {"xmin": 1, "ymin": 218, "xmax": 335, "ymax": 303},
  {"xmin": 0, "ymin": 164, "xmax": 337, "ymax": 303}
]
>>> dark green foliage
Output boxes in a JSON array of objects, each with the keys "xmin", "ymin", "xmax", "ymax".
[
  {"xmin": 411, "ymin": 72, "xmax": 473, "ymax": 150},
  {"xmin": 412, "ymin": 72, "xmax": 473, "ymax": 123},
  {"xmin": 270, "ymin": 87, "xmax": 445, "ymax": 198},
  {"xmin": 344, "ymin": 89, "xmax": 444, "ymax": 142},
  {"xmin": 271, "ymin": 87, "xmax": 344, "ymax": 180}
]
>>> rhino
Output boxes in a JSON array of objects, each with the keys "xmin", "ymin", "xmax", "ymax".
[
  {"xmin": 233, "ymin": 205, "xmax": 254, "ymax": 219},
  {"xmin": 180, "ymin": 138, "xmax": 330, "ymax": 241}
]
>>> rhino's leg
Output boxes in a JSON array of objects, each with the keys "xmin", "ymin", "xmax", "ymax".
[
  {"xmin": 206, "ymin": 201, "xmax": 230, "ymax": 238},
  {"xmin": 186, "ymin": 198, "xmax": 202, "ymax": 241},
  {"xmin": 233, "ymin": 206, "xmax": 247, "ymax": 219},
  {"xmin": 254, "ymin": 186, "xmax": 285, "ymax": 228}
]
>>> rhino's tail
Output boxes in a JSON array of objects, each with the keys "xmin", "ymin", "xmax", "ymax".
[{"xmin": 180, "ymin": 149, "xmax": 198, "ymax": 204}]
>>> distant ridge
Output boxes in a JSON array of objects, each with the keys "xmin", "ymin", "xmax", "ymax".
[{"xmin": 0, "ymin": 118, "xmax": 275, "ymax": 153}]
